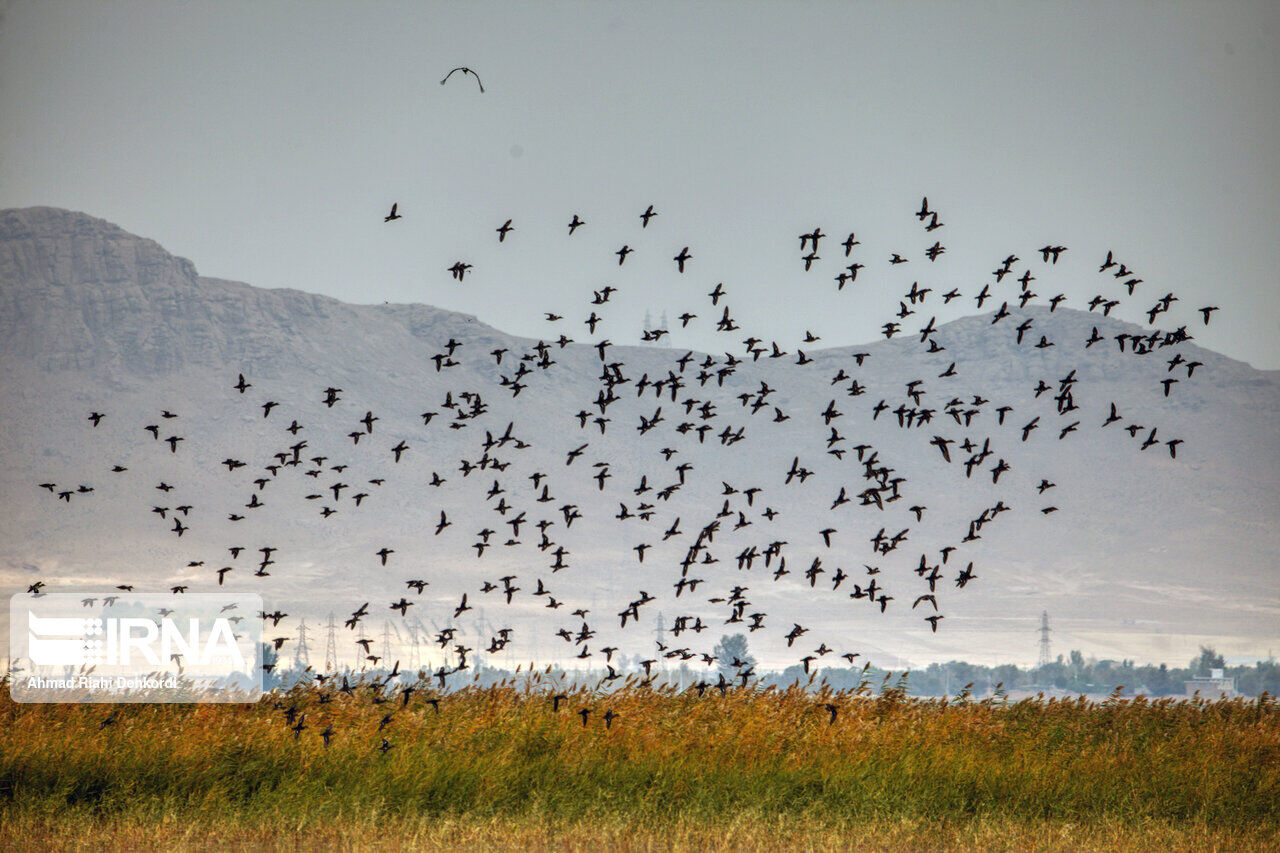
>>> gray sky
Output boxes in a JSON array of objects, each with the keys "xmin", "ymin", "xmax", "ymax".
[{"xmin": 2, "ymin": 1, "xmax": 1278, "ymax": 368}]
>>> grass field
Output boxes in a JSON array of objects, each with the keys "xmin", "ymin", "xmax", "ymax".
[{"xmin": 1, "ymin": 677, "xmax": 1276, "ymax": 850}]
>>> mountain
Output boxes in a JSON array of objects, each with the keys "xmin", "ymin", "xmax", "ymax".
[{"xmin": 2, "ymin": 207, "xmax": 1277, "ymax": 670}]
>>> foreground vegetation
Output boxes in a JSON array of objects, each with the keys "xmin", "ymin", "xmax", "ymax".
[{"xmin": 1, "ymin": 677, "xmax": 1276, "ymax": 849}]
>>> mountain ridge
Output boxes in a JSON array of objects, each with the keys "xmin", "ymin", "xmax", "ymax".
[
  {"xmin": 1, "ymin": 207, "xmax": 1277, "ymax": 669},
  {"xmin": 4, "ymin": 206, "xmax": 1273, "ymax": 381}
]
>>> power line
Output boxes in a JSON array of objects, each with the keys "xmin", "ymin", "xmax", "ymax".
[
  {"xmin": 1037, "ymin": 611, "xmax": 1052, "ymax": 668},
  {"xmin": 294, "ymin": 618, "xmax": 311, "ymax": 670},
  {"xmin": 381, "ymin": 620, "xmax": 393, "ymax": 669},
  {"xmin": 324, "ymin": 612, "xmax": 338, "ymax": 673},
  {"xmin": 655, "ymin": 611, "xmax": 666, "ymax": 670}
]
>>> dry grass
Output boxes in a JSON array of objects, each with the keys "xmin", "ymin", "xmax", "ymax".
[
  {"xmin": 1, "ymin": 679, "xmax": 1275, "ymax": 849},
  {"xmin": 2, "ymin": 813, "xmax": 1277, "ymax": 852}
]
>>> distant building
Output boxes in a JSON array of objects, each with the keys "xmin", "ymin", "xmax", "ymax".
[{"xmin": 1185, "ymin": 667, "xmax": 1236, "ymax": 698}]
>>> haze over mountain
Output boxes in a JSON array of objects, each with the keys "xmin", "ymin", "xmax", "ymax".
[{"xmin": 2, "ymin": 207, "xmax": 1277, "ymax": 670}]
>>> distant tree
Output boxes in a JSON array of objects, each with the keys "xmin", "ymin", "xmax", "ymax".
[
  {"xmin": 907, "ymin": 663, "xmax": 944, "ymax": 696},
  {"xmin": 713, "ymin": 633, "xmax": 755, "ymax": 678},
  {"xmin": 1253, "ymin": 661, "xmax": 1280, "ymax": 696},
  {"xmin": 258, "ymin": 642, "xmax": 279, "ymax": 691},
  {"xmin": 777, "ymin": 664, "xmax": 807, "ymax": 686},
  {"xmin": 1194, "ymin": 646, "xmax": 1225, "ymax": 675},
  {"xmin": 1146, "ymin": 663, "xmax": 1174, "ymax": 696},
  {"xmin": 819, "ymin": 667, "xmax": 866, "ymax": 691},
  {"xmin": 993, "ymin": 664, "xmax": 1021, "ymax": 692}
]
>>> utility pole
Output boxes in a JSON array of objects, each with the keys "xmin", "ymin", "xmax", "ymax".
[
  {"xmin": 324, "ymin": 612, "xmax": 338, "ymax": 673},
  {"xmin": 1037, "ymin": 611, "xmax": 1052, "ymax": 669},
  {"xmin": 294, "ymin": 618, "xmax": 311, "ymax": 671},
  {"xmin": 381, "ymin": 620, "xmax": 393, "ymax": 670},
  {"xmin": 403, "ymin": 621, "xmax": 420, "ymax": 671},
  {"xmin": 654, "ymin": 611, "xmax": 666, "ymax": 671}
]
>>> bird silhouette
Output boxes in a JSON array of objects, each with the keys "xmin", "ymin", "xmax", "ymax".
[
  {"xmin": 440, "ymin": 66, "xmax": 484, "ymax": 92},
  {"xmin": 674, "ymin": 247, "xmax": 692, "ymax": 273}
]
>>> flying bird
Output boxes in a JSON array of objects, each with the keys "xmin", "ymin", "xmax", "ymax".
[{"xmin": 440, "ymin": 66, "xmax": 484, "ymax": 92}]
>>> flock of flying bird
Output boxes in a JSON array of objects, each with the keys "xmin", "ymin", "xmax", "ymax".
[{"xmin": 29, "ymin": 194, "xmax": 1221, "ymax": 746}]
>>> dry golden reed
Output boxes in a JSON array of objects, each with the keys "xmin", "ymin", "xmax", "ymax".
[{"xmin": 1, "ymin": 678, "xmax": 1276, "ymax": 849}]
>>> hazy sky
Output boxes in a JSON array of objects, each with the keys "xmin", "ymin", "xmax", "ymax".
[{"xmin": 2, "ymin": 1, "xmax": 1278, "ymax": 368}]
